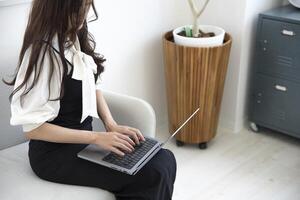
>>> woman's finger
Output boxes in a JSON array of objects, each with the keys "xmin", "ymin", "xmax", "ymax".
[
  {"xmin": 109, "ymin": 146, "xmax": 125, "ymax": 157},
  {"xmin": 126, "ymin": 130, "xmax": 140, "ymax": 144},
  {"xmin": 119, "ymin": 127, "xmax": 140, "ymax": 144},
  {"xmin": 113, "ymin": 141, "xmax": 132, "ymax": 153},
  {"xmin": 116, "ymin": 136, "xmax": 134, "ymax": 151},
  {"xmin": 118, "ymin": 134, "xmax": 135, "ymax": 147},
  {"xmin": 128, "ymin": 127, "xmax": 145, "ymax": 141},
  {"xmin": 110, "ymin": 132, "xmax": 133, "ymax": 150}
]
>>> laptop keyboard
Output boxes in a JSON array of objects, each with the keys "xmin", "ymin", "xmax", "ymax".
[{"xmin": 102, "ymin": 137, "xmax": 158, "ymax": 169}]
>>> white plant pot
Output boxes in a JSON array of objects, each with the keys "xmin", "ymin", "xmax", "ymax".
[{"xmin": 173, "ymin": 25, "xmax": 225, "ymax": 48}]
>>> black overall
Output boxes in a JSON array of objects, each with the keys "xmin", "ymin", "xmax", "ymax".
[{"xmin": 28, "ymin": 45, "xmax": 177, "ymax": 200}]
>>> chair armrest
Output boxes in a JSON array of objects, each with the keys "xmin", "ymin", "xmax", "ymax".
[{"xmin": 92, "ymin": 89, "xmax": 156, "ymax": 138}]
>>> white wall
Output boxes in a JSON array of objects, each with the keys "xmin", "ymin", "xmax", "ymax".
[
  {"xmin": 89, "ymin": 0, "xmax": 191, "ymax": 127},
  {"xmin": 0, "ymin": 0, "xmax": 191, "ymax": 135},
  {"xmin": 283, "ymin": 0, "xmax": 290, "ymax": 5},
  {"xmin": 0, "ymin": 0, "xmax": 289, "ymax": 138},
  {"xmin": 183, "ymin": 0, "xmax": 285, "ymax": 132},
  {"xmin": 0, "ymin": 2, "xmax": 31, "ymax": 148},
  {"xmin": 89, "ymin": 0, "xmax": 287, "ymax": 132}
]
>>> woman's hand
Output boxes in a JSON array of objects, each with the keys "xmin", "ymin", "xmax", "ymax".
[
  {"xmin": 105, "ymin": 121, "xmax": 145, "ymax": 145},
  {"xmin": 93, "ymin": 131, "xmax": 135, "ymax": 156}
]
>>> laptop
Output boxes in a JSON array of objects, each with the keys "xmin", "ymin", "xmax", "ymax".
[{"xmin": 77, "ymin": 107, "xmax": 200, "ymax": 175}]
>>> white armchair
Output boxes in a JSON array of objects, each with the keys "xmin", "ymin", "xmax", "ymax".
[
  {"xmin": 94, "ymin": 89, "xmax": 156, "ymax": 138},
  {"xmin": 0, "ymin": 90, "xmax": 156, "ymax": 200}
]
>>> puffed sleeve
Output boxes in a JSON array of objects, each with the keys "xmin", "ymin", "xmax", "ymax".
[
  {"xmin": 95, "ymin": 73, "xmax": 103, "ymax": 90},
  {"xmin": 10, "ymin": 44, "xmax": 62, "ymax": 132}
]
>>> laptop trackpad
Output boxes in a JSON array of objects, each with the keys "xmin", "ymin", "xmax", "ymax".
[{"xmin": 78, "ymin": 144, "xmax": 110, "ymax": 159}]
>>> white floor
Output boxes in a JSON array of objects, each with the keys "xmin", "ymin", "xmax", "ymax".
[{"xmin": 156, "ymin": 124, "xmax": 300, "ymax": 200}]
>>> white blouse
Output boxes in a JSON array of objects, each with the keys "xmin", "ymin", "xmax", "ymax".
[{"xmin": 10, "ymin": 33, "xmax": 102, "ymax": 132}]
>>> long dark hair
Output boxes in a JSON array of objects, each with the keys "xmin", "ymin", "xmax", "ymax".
[{"xmin": 2, "ymin": 0, "xmax": 106, "ymax": 106}]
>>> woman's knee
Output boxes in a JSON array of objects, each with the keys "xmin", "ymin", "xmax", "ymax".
[
  {"xmin": 161, "ymin": 149, "xmax": 177, "ymax": 168},
  {"xmin": 164, "ymin": 149, "xmax": 176, "ymax": 163},
  {"xmin": 162, "ymin": 149, "xmax": 177, "ymax": 179},
  {"xmin": 153, "ymin": 149, "xmax": 177, "ymax": 181}
]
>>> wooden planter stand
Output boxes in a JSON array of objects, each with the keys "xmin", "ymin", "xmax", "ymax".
[{"xmin": 162, "ymin": 31, "xmax": 232, "ymax": 149}]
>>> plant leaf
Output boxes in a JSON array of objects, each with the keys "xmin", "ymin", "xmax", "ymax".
[{"xmin": 185, "ymin": 27, "xmax": 192, "ymax": 37}]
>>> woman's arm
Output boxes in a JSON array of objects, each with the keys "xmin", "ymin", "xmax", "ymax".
[
  {"xmin": 25, "ymin": 122, "xmax": 97, "ymax": 144},
  {"xmin": 95, "ymin": 90, "xmax": 145, "ymax": 144},
  {"xmin": 25, "ymin": 122, "xmax": 134, "ymax": 156},
  {"xmin": 95, "ymin": 89, "xmax": 117, "ymax": 131}
]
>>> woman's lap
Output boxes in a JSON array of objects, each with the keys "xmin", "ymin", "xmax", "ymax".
[{"xmin": 29, "ymin": 142, "xmax": 177, "ymax": 199}]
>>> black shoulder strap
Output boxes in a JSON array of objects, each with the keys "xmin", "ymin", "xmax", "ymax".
[
  {"xmin": 41, "ymin": 39, "xmax": 74, "ymax": 67},
  {"xmin": 41, "ymin": 39, "xmax": 98, "ymax": 83}
]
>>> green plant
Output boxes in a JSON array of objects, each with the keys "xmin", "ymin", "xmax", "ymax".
[{"xmin": 187, "ymin": 0, "xmax": 211, "ymax": 37}]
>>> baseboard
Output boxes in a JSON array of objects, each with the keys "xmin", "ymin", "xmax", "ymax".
[{"xmin": 219, "ymin": 115, "xmax": 249, "ymax": 134}]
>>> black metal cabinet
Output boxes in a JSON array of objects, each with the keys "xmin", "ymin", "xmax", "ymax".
[{"xmin": 249, "ymin": 5, "xmax": 300, "ymax": 139}]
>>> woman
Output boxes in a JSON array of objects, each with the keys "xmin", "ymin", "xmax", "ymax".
[{"xmin": 3, "ymin": 0, "xmax": 177, "ymax": 199}]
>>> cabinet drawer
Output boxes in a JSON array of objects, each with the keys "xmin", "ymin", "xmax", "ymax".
[
  {"xmin": 251, "ymin": 74, "xmax": 300, "ymax": 136},
  {"xmin": 257, "ymin": 19, "xmax": 300, "ymax": 82}
]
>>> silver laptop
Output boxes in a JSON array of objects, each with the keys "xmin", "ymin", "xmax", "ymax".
[{"xmin": 77, "ymin": 107, "xmax": 200, "ymax": 175}]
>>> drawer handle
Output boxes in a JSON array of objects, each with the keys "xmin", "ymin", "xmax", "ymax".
[
  {"xmin": 281, "ymin": 29, "xmax": 295, "ymax": 36},
  {"xmin": 275, "ymin": 85, "xmax": 287, "ymax": 92}
]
